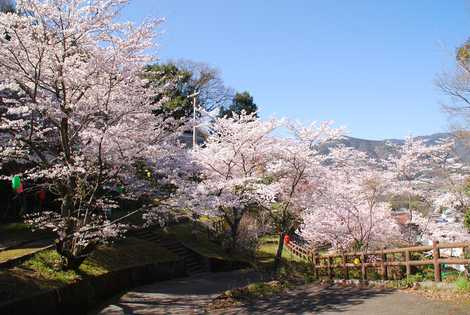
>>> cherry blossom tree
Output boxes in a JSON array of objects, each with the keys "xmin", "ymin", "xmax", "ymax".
[
  {"xmin": 385, "ymin": 137, "xmax": 435, "ymax": 243},
  {"xmin": 0, "ymin": 0, "xmax": 188, "ymax": 269},
  {"xmin": 427, "ymin": 139, "xmax": 470, "ymax": 212},
  {"xmin": 410, "ymin": 210, "xmax": 470, "ymax": 244},
  {"xmin": 388, "ymin": 136, "xmax": 470, "ymax": 244},
  {"xmin": 188, "ymin": 112, "xmax": 281, "ymax": 251},
  {"xmin": 300, "ymin": 147, "xmax": 401, "ymax": 252},
  {"xmin": 265, "ymin": 121, "xmax": 342, "ymax": 269}
]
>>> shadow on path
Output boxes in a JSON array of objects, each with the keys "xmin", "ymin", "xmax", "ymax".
[
  {"xmin": 92, "ymin": 272, "xmax": 470, "ymax": 315},
  {"xmin": 229, "ymin": 285, "xmax": 394, "ymax": 314},
  {"xmin": 90, "ymin": 270, "xmax": 267, "ymax": 315},
  {"xmin": 224, "ymin": 284, "xmax": 470, "ymax": 315}
]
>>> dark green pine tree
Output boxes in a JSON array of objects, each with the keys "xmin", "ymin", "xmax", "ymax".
[{"xmin": 219, "ymin": 91, "xmax": 258, "ymax": 118}]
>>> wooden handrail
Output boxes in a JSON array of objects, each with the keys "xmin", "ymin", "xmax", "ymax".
[
  {"xmin": 319, "ymin": 242, "xmax": 470, "ymax": 258},
  {"xmin": 284, "ymin": 238, "xmax": 470, "ymax": 282}
]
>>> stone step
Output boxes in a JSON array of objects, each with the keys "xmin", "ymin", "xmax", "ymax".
[
  {"xmin": 134, "ymin": 236, "xmax": 207, "ymax": 275},
  {"xmin": 160, "ymin": 240, "xmax": 180, "ymax": 245},
  {"xmin": 145, "ymin": 236, "xmax": 161, "ymax": 241},
  {"xmin": 185, "ymin": 259, "xmax": 200, "ymax": 265},
  {"xmin": 187, "ymin": 264, "xmax": 204, "ymax": 270},
  {"xmin": 187, "ymin": 267, "xmax": 205, "ymax": 274},
  {"xmin": 165, "ymin": 245, "xmax": 183, "ymax": 251}
]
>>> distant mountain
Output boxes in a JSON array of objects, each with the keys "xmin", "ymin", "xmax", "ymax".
[{"xmin": 331, "ymin": 132, "xmax": 470, "ymax": 162}]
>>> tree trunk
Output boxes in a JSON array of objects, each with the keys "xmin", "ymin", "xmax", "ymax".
[
  {"xmin": 273, "ymin": 233, "xmax": 286, "ymax": 271},
  {"xmin": 61, "ymin": 255, "xmax": 87, "ymax": 271},
  {"xmin": 224, "ymin": 207, "xmax": 244, "ymax": 252},
  {"xmin": 228, "ymin": 215, "xmax": 241, "ymax": 252},
  {"xmin": 55, "ymin": 239, "xmax": 96, "ymax": 271},
  {"xmin": 61, "ymin": 193, "xmax": 73, "ymax": 217},
  {"xmin": 61, "ymin": 175, "xmax": 76, "ymax": 218}
]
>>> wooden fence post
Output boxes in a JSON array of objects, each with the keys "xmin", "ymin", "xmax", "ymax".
[
  {"xmin": 405, "ymin": 250, "xmax": 411, "ymax": 278},
  {"xmin": 327, "ymin": 256, "xmax": 332, "ymax": 280},
  {"xmin": 361, "ymin": 253, "xmax": 366, "ymax": 281},
  {"xmin": 312, "ymin": 250, "xmax": 318, "ymax": 279},
  {"xmin": 380, "ymin": 249, "xmax": 387, "ymax": 280},
  {"xmin": 342, "ymin": 254, "xmax": 348, "ymax": 279},
  {"xmin": 433, "ymin": 240, "xmax": 441, "ymax": 282},
  {"xmin": 298, "ymin": 241, "xmax": 470, "ymax": 283}
]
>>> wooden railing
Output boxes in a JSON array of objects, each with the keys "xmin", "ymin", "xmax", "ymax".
[
  {"xmin": 285, "ymin": 240, "xmax": 312, "ymax": 261},
  {"xmin": 212, "ymin": 219, "xmax": 225, "ymax": 235},
  {"xmin": 285, "ymin": 240, "xmax": 470, "ymax": 282}
]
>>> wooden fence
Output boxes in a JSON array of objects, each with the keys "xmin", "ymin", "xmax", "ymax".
[
  {"xmin": 285, "ymin": 240, "xmax": 312, "ymax": 261},
  {"xmin": 285, "ymin": 240, "xmax": 470, "ymax": 282}
]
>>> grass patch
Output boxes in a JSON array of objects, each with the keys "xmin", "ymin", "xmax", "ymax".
[
  {"xmin": 208, "ymin": 280, "xmax": 286, "ymax": 310},
  {"xmin": 183, "ymin": 239, "xmax": 231, "ymax": 260},
  {"xmin": 256, "ymin": 238, "xmax": 307, "ymax": 266},
  {"xmin": 23, "ymin": 250, "xmax": 100, "ymax": 284},
  {"xmin": 254, "ymin": 236, "xmax": 315, "ymax": 285},
  {"xmin": 455, "ymin": 277, "xmax": 470, "ymax": 292},
  {"xmin": 225, "ymin": 280, "xmax": 285, "ymax": 299},
  {"xmin": 259, "ymin": 235, "xmax": 279, "ymax": 244},
  {"xmin": 0, "ymin": 247, "xmax": 48, "ymax": 263},
  {"xmin": 0, "ymin": 237, "xmax": 178, "ymax": 304}
]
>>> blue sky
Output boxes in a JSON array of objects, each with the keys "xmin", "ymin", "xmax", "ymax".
[{"xmin": 123, "ymin": 1, "xmax": 470, "ymax": 140}]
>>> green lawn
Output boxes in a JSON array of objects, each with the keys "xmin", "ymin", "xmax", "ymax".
[
  {"xmin": 160, "ymin": 224, "xmax": 308, "ymax": 265},
  {"xmin": 255, "ymin": 236, "xmax": 315, "ymax": 285},
  {"xmin": 257, "ymin": 237, "xmax": 308, "ymax": 264},
  {"xmin": 0, "ymin": 246, "xmax": 50, "ymax": 264},
  {"xmin": 0, "ymin": 237, "xmax": 178, "ymax": 304}
]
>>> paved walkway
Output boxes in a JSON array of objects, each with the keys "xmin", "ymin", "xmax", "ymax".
[
  {"xmin": 224, "ymin": 285, "xmax": 470, "ymax": 315},
  {"xmin": 91, "ymin": 270, "xmax": 266, "ymax": 315},
  {"xmin": 92, "ymin": 270, "xmax": 470, "ymax": 315}
]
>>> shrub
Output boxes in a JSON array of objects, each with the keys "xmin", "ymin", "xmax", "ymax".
[
  {"xmin": 455, "ymin": 277, "xmax": 470, "ymax": 292},
  {"xmin": 223, "ymin": 281, "xmax": 284, "ymax": 299},
  {"xmin": 464, "ymin": 210, "xmax": 470, "ymax": 232},
  {"xmin": 396, "ymin": 274, "xmax": 424, "ymax": 288}
]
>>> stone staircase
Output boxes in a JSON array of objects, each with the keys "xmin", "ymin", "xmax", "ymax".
[{"xmin": 131, "ymin": 228, "xmax": 206, "ymax": 275}]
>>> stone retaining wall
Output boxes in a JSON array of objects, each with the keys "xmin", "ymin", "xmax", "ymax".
[{"xmin": 0, "ymin": 259, "xmax": 185, "ymax": 315}]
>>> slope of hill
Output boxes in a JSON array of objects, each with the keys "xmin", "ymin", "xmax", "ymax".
[{"xmin": 334, "ymin": 132, "xmax": 470, "ymax": 162}]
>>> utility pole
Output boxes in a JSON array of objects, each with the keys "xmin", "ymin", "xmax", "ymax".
[{"xmin": 187, "ymin": 91, "xmax": 199, "ymax": 148}]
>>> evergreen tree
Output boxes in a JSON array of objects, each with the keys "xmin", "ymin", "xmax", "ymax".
[{"xmin": 219, "ymin": 91, "xmax": 258, "ymax": 118}]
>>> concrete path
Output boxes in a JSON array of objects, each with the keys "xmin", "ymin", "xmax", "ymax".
[
  {"xmin": 92, "ymin": 271, "xmax": 470, "ymax": 315},
  {"xmin": 223, "ymin": 285, "xmax": 470, "ymax": 315},
  {"xmin": 91, "ymin": 270, "xmax": 266, "ymax": 315}
]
